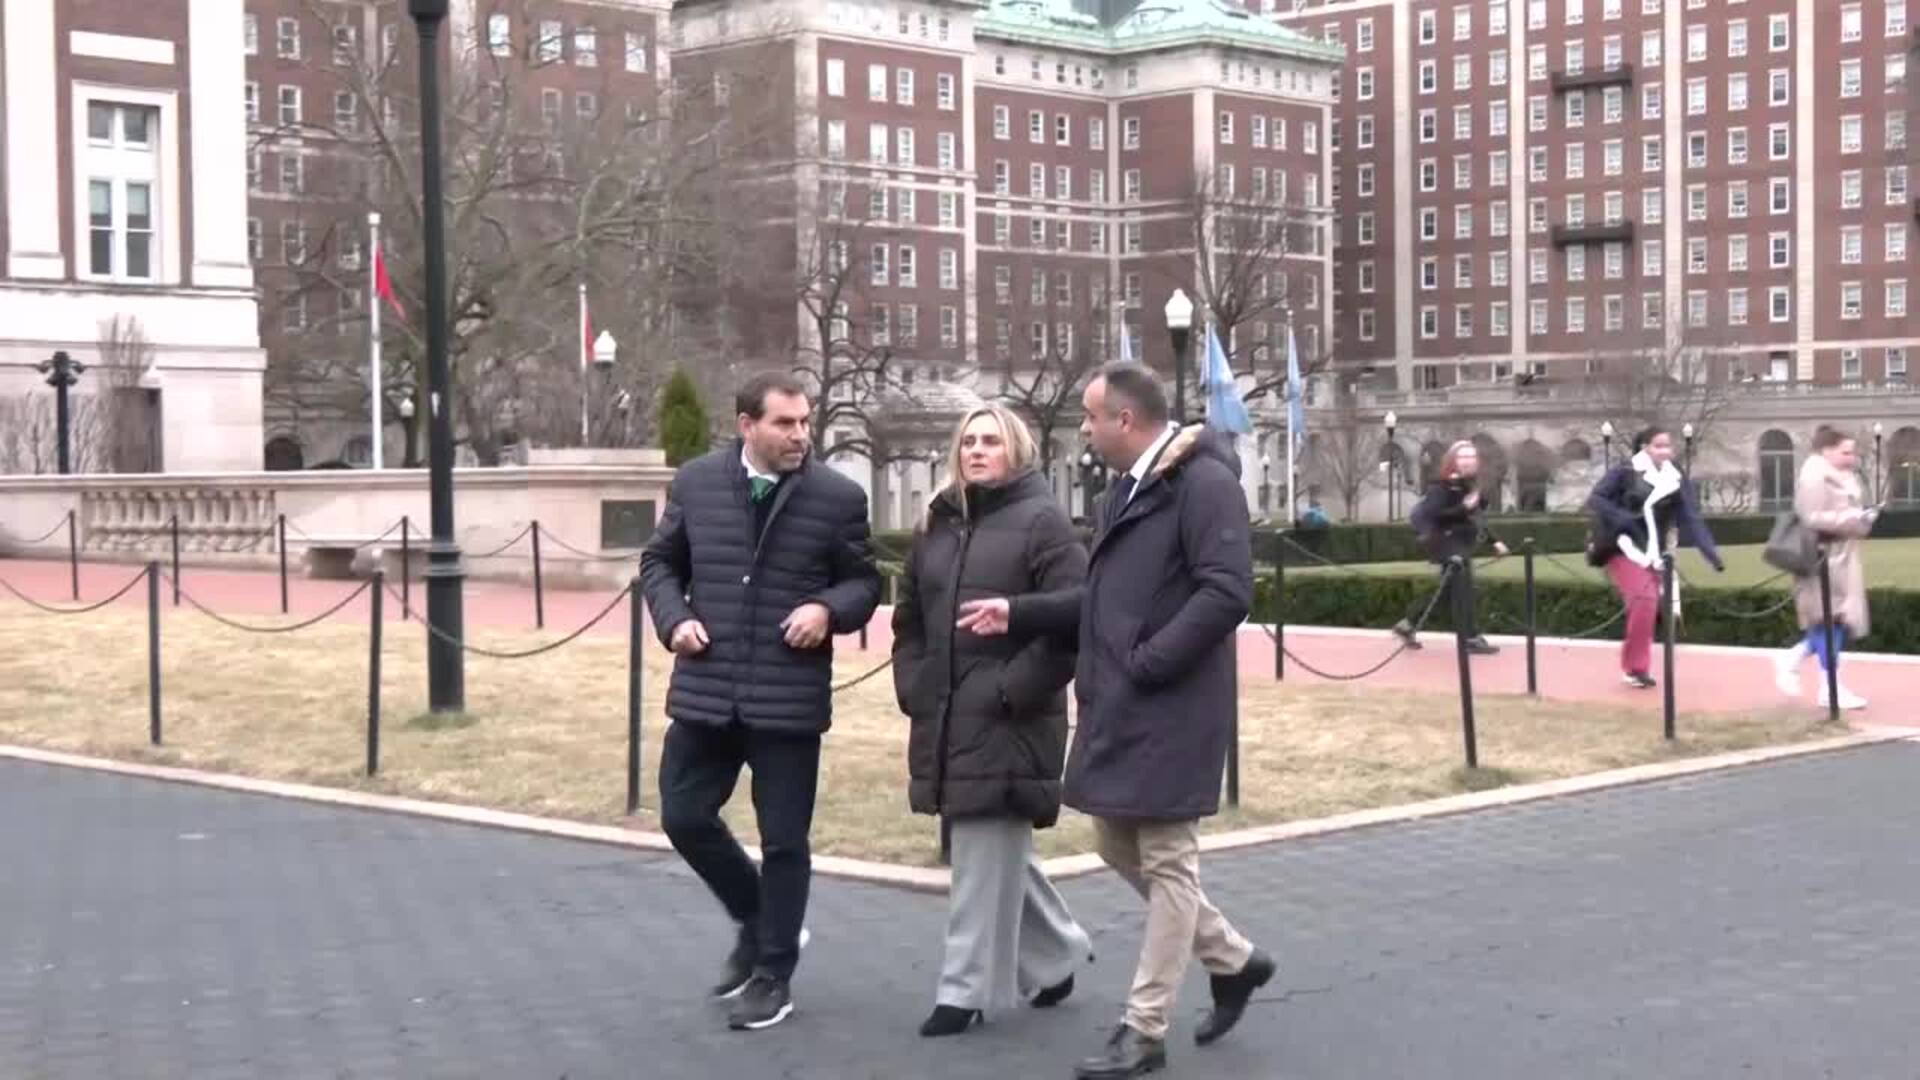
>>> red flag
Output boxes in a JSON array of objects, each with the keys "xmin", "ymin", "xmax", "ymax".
[{"xmin": 373, "ymin": 247, "xmax": 406, "ymax": 323}]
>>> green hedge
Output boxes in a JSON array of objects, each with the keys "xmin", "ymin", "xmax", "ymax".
[
  {"xmin": 874, "ymin": 509, "xmax": 1920, "ymax": 569},
  {"xmin": 1253, "ymin": 573, "xmax": 1920, "ymax": 655}
]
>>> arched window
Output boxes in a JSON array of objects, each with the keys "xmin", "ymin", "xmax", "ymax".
[
  {"xmin": 1516, "ymin": 439, "xmax": 1554, "ymax": 513},
  {"xmin": 264, "ymin": 436, "xmax": 304, "ymax": 472},
  {"xmin": 1888, "ymin": 426, "xmax": 1920, "ymax": 506},
  {"xmin": 1757, "ymin": 430, "xmax": 1795, "ymax": 512},
  {"xmin": 1560, "ymin": 438, "xmax": 1592, "ymax": 465},
  {"xmin": 1471, "ymin": 434, "xmax": 1508, "ymax": 512},
  {"xmin": 342, "ymin": 435, "xmax": 373, "ymax": 467}
]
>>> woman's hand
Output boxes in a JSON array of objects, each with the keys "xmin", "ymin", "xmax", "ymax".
[
  {"xmin": 1463, "ymin": 491, "xmax": 1481, "ymax": 510},
  {"xmin": 956, "ymin": 597, "xmax": 1011, "ymax": 636}
]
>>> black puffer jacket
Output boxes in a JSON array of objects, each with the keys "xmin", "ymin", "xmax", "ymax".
[
  {"xmin": 640, "ymin": 441, "xmax": 881, "ymax": 734},
  {"xmin": 892, "ymin": 470, "xmax": 1085, "ymax": 827},
  {"xmin": 1409, "ymin": 479, "xmax": 1502, "ymax": 563}
]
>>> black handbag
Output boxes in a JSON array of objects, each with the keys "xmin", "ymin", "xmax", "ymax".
[{"xmin": 1762, "ymin": 512, "xmax": 1819, "ymax": 576}]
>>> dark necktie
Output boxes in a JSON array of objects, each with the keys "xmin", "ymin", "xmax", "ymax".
[
  {"xmin": 1106, "ymin": 474, "xmax": 1137, "ymax": 528},
  {"xmin": 749, "ymin": 476, "xmax": 776, "ymax": 503}
]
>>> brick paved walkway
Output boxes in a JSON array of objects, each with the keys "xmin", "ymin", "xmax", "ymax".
[{"xmin": 6, "ymin": 744, "xmax": 1920, "ymax": 1077}]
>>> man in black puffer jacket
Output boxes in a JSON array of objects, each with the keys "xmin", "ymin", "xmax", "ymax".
[{"xmin": 640, "ymin": 372, "xmax": 880, "ymax": 1033}]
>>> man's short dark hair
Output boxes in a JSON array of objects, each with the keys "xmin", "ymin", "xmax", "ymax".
[
  {"xmin": 736, "ymin": 372, "xmax": 812, "ymax": 419},
  {"xmin": 1094, "ymin": 362, "xmax": 1170, "ymax": 425},
  {"xmin": 1812, "ymin": 424, "xmax": 1852, "ymax": 451}
]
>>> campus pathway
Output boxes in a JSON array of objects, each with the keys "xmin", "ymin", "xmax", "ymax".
[
  {"xmin": 1, "ymin": 556, "xmax": 1911, "ymax": 725},
  {"xmin": 6, "ymin": 743, "xmax": 1920, "ymax": 1077}
]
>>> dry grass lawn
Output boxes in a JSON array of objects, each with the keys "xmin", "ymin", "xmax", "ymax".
[{"xmin": 0, "ymin": 601, "xmax": 1837, "ymax": 866}]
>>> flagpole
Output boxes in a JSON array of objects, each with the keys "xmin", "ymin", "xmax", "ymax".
[
  {"xmin": 1285, "ymin": 326, "xmax": 1297, "ymax": 527},
  {"xmin": 578, "ymin": 281, "xmax": 589, "ymax": 446},
  {"xmin": 368, "ymin": 211, "xmax": 383, "ymax": 470}
]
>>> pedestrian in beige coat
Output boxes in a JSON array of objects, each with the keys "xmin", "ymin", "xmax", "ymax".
[{"xmin": 1774, "ymin": 426, "xmax": 1882, "ymax": 711}]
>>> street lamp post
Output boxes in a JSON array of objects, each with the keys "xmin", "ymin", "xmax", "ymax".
[
  {"xmin": 1600, "ymin": 420, "xmax": 1616, "ymax": 470},
  {"xmin": 1682, "ymin": 421, "xmax": 1695, "ymax": 476},
  {"xmin": 1163, "ymin": 288, "xmax": 1194, "ymax": 424},
  {"xmin": 396, "ymin": 394, "xmax": 417, "ymax": 466},
  {"xmin": 1384, "ymin": 409, "xmax": 1399, "ymax": 521},
  {"xmin": 36, "ymin": 351, "xmax": 86, "ymax": 475},
  {"xmin": 410, "ymin": 0, "xmax": 465, "ymax": 712},
  {"xmin": 585, "ymin": 330, "xmax": 617, "ymax": 446},
  {"xmin": 1261, "ymin": 452, "xmax": 1272, "ymax": 516},
  {"xmin": 1873, "ymin": 421, "xmax": 1884, "ymax": 505}
]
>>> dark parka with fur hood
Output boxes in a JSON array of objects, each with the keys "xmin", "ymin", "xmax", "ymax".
[{"xmin": 891, "ymin": 470, "xmax": 1087, "ymax": 827}]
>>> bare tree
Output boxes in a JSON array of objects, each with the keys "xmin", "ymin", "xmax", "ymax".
[
  {"xmin": 257, "ymin": 1, "xmax": 788, "ymax": 464},
  {"xmin": 1182, "ymin": 168, "xmax": 1331, "ymax": 402},
  {"xmin": 1567, "ymin": 312, "xmax": 1740, "ymax": 456},
  {"xmin": 1300, "ymin": 374, "xmax": 1384, "ymax": 521},
  {"xmin": 996, "ymin": 299, "xmax": 1111, "ymax": 479}
]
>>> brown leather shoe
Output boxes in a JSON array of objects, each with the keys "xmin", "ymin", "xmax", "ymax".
[{"xmin": 1073, "ymin": 1023, "xmax": 1167, "ymax": 1078}]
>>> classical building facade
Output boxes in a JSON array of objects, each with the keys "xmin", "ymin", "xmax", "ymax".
[{"xmin": 0, "ymin": 0, "xmax": 264, "ymax": 473}]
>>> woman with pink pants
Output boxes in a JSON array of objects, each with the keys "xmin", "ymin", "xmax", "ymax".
[{"xmin": 1585, "ymin": 427, "xmax": 1725, "ymax": 689}]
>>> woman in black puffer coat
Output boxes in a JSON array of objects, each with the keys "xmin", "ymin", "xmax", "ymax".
[
  {"xmin": 1394, "ymin": 439, "xmax": 1508, "ymax": 654},
  {"xmin": 891, "ymin": 403, "xmax": 1091, "ymax": 1038}
]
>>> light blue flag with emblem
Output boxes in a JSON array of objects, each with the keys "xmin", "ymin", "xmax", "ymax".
[
  {"xmin": 1285, "ymin": 323, "xmax": 1307, "ymax": 449},
  {"xmin": 1202, "ymin": 323, "xmax": 1253, "ymax": 435}
]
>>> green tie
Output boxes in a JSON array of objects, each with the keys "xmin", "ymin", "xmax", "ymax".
[{"xmin": 749, "ymin": 476, "xmax": 777, "ymax": 503}]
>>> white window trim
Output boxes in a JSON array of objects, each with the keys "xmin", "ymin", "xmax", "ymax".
[{"xmin": 72, "ymin": 82, "xmax": 180, "ymax": 286}]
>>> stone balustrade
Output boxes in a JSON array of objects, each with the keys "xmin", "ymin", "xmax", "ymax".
[{"xmin": 82, "ymin": 485, "xmax": 279, "ymax": 553}]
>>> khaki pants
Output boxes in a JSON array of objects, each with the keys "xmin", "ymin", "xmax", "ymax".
[{"xmin": 1094, "ymin": 817, "xmax": 1254, "ymax": 1040}]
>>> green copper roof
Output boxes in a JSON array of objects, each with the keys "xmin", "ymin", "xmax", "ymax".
[{"xmin": 977, "ymin": 0, "xmax": 1343, "ymax": 64}]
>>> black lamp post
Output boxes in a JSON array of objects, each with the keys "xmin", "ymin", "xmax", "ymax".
[
  {"xmin": 1873, "ymin": 422, "xmax": 1884, "ymax": 505},
  {"xmin": 1601, "ymin": 420, "xmax": 1616, "ymax": 470},
  {"xmin": 411, "ymin": 0, "xmax": 465, "ymax": 712},
  {"xmin": 1384, "ymin": 409, "xmax": 1398, "ymax": 521},
  {"xmin": 1163, "ymin": 287, "xmax": 1194, "ymax": 424},
  {"xmin": 36, "ymin": 350, "xmax": 86, "ymax": 475},
  {"xmin": 1682, "ymin": 422, "xmax": 1696, "ymax": 476}
]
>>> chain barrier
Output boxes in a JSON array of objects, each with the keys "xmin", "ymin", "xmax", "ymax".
[
  {"xmin": 537, "ymin": 529, "xmax": 644, "ymax": 563},
  {"xmin": 384, "ymin": 580, "xmax": 632, "ymax": 660},
  {"xmin": 0, "ymin": 567, "xmax": 149, "ymax": 615},
  {"xmin": 1483, "ymin": 604, "xmax": 1628, "ymax": 640},
  {"xmin": 466, "ymin": 523, "xmax": 535, "ymax": 560},
  {"xmin": 166, "ymin": 574, "xmax": 373, "ymax": 635},
  {"xmin": 1671, "ymin": 564, "xmax": 1798, "ymax": 621},
  {"xmin": 1265, "ymin": 563, "xmax": 1456, "ymax": 682},
  {"xmin": 283, "ymin": 518, "xmax": 406, "ymax": 549},
  {"xmin": 832, "ymin": 656, "xmax": 895, "ymax": 693},
  {"xmin": 3, "ymin": 515, "xmax": 72, "ymax": 546}
]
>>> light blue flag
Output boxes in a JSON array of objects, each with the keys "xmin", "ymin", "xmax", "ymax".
[
  {"xmin": 1119, "ymin": 318, "xmax": 1135, "ymax": 365},
  {"xmin": 1285, "ymin": 324, "xmax": 1306, "ymax": 449},
  {"xmin": 1203, "ymin": 324, "xmax": 1253, "ymax": 435}
]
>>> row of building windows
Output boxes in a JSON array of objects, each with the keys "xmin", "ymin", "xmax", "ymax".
[
  {"xmin": 850, "ymin": 242, "xmax": 963, "ymax": 290},
  {"xmin": 822, "ymin": 121, "xmax": 960, "ymax": 169},
  {"xmin": 824, "ymin": 183, "xmax": 964, "ymax": 229},
  {"xmin": 1391, "ymin": 283, "xmax": 1907, "ymax": 343},
  {"xmin": 823, "ymin": 60, "xmax": 956, "ymax": 110},
  {"xmin": 858, "ymin": 303, "xmax": 962, "ymax": 349}
]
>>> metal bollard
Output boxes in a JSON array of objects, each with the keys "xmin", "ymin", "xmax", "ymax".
[
  {"xmin": 277, "ymin": 514, "xmax": 290, "ymax": 614},
  {"xmin": 368, "ymin": 571, "xmax": 384, "ymax": 776},
  {"xmin": 939, "ymin": 815, "xmax": 953, "ymax": 866},
  {"xmin": 400, "ymin": 516, "xmax": 412, "ymax": 621},
  {"xmin": 1818, "ymin": 554, "xmax": 1839, "ymax": 725},
  {"xmin": 170, "ymin": 515, "xmax": 181, "ymax": 607},
  {"xmin": 1522, "ymin": 538, "xmax": 1539, "ymax": 697},
  {"xmin": 1273, "ymin": 540, "xmax": 1285, "ymax": 682},
  {"xmin": 67, "ymin": 509, "xmax": 80, "ymax": 601},
  {"xmin": 1661, "ymin": 554, "xmax": 1677, "ymax": 740},
  {"xmin": 627, "ymin": 579, "xmax": 644, "ymax": 815},
  {"xmin": 147, "ymin": 562, "xmax": 163, "ymax": 746},
  {"xmin": 1450, "ymin": 558, "xmax": 1478, "ymax": 769},
  {"xmin": 531, "ymin": 522, "xmax": 546, "ymax": 630}
]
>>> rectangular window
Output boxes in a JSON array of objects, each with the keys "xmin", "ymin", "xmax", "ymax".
[
  {"xmin": 897, "ymin": 67, "xmax": 915, "ymax": 106},
  {"xmin": 869, "ymin": 64, "xmax": 888, "ymax": 102},
  {"xmin": 825, "ymin": 59, "xmax": 845, "ymax": 97},
  {"xmin": 1123, "ymin": 117, "xmax": 1140, "ymax": 149}
]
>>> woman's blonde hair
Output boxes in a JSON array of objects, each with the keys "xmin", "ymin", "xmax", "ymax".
[{"xmin": 925, "ymin": 404, "xmax": 1040, "ymax": 525}]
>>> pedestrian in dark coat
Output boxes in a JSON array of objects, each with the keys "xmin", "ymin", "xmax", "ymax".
[
  {"xmin": 1061, "ymin": 363, "xmax": 1275, "ymax": 1080},
  {"xmin": 891, "ymin": 403, "xmax": 1091, "ymax": 1038},
  {"xmin": 1394, "ymin": 439, "xmax": 1508, "ymax": 654},
  {"xmin": 639, "ymin": 372, "xmax": 881, "ymax": 1033}
]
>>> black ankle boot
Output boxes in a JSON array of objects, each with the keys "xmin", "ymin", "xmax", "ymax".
[{"xmin": 918, "ymin": 1004, "xmax": 982, "ymax": 1037}]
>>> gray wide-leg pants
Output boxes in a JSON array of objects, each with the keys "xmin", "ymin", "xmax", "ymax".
[{"xmin": 936, "ymin": 816, "xmax": 1091, "ymax": 1011}]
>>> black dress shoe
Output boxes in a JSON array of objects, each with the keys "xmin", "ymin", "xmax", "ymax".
[
  {"xmin": 1031, "ymin": 974, "xmax": 1074, "ymax": 1008},
  {"xmin": 1194, "ymin": 948, "xmax": 1275, "ymax": 1047},
  {"xmin": 1465, "ymin": 636, "xmax": 1500, "ymax": 656},
  {"xmin": 1074, "ymin": 1024, "xmax": 1166, "ymax": 1079},
  {"xmin": 918, "ymin": 1004, "xmax": 983, "ymax": 1037}
]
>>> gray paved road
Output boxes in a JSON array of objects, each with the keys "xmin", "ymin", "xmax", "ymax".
[{"xmin": 4, "ymin": 746, "xmax": 1919, "ymax": 1079}]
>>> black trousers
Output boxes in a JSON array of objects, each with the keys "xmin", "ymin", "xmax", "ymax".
[
  {"xmin": 658, "ymin": 717, "xmax": 821, "ymax": 981},
  {"xmin": 1406, "ymin": 557, "xmax": 1480, "ymax": 639}
]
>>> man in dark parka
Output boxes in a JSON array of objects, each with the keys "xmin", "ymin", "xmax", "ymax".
[{"xmin": 1063, "ymin": 364, "xmax": 1276, "ymax": 1080}]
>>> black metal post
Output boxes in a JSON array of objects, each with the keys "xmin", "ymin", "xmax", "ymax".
[
  {"xmin": 1661, "ymin": 553, "xmax": 1677, "ymax": 740},
  {"xmin": 368, "ymin": 570, "xmax": 384, "ymax": 776},
  {"xmin": 1523, "ymin": 539, "xmax": 1538, "ymax": 697},
  {"xmin": 1226, "ymin": 715, "xmax": 1240, "ymax": 809},
  {"xmin": 1874, "ymin": 431, "xmax": 1883, "ymax": 506},
  {"xmin": 531, "ymin": 522, "xmax": 546, "ymax": 630},
  {"xmin": 411, "ymin": 0, "xmax": 466, "ymax": 712},
  {"xmin": 627, "ymin": 577, "xmax": 643, "ymax": 814},
  {"xmin": 1169, "ymin": 325, "xmax": 1191, "ymax": 424},
  {"xmin": 170, "ymin": 515, "xmax": 181, "ymax": 606},
  {"xmin": 1273, "ymin": 540, "xmax": 1285, "ymax": 681},
  {"xmin": 1602, "ymin": 434, "xmax": 1613, "ymax": 470},
  {"xmin": 277, "ymin": 514, "xmax": 290, "ymax": 614},
  {"xmin": 400, "ymin": 516, "xmax": 411, "ymax": 621},
  {"xmin": 1818, "ymin": 554, "xmax": 1840, "ymax": 725},
  {"xmin": 1450, "ymin": 557, "xmax": 1478, "ymax": 769},
  {"xmin": 939, "ymin": 815, "xmax": 953, "ymax": 866},
  {"xmin": 147, "ymin": 562, "xmax": 162, "ymax": 745},
  {"xmin": 1683, "ymin": 434, "xmax": 1695, "ymax": 477},
  {"xmin": 1386, "ymin": 424, "xmax": 1397, "ymax": 521},
  {"xmin": 37, "ymin": 351, "xmax": 84, "ymax": 476},
  {"xmin": 67, "ymin": 509, "xmax": 79, "ymax": 601}
]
